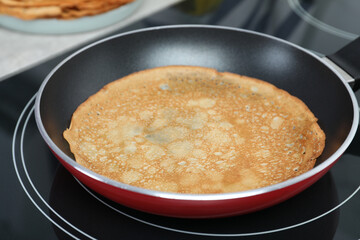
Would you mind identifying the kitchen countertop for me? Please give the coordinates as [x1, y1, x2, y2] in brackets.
[0, 0, 182, 82]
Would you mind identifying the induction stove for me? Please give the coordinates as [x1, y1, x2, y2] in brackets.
[1, 1, 360, 239]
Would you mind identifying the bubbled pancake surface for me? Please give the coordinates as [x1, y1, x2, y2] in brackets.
[63, 66, 325, 194]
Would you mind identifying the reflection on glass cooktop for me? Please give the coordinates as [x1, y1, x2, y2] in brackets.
[2, 0, 360, 239]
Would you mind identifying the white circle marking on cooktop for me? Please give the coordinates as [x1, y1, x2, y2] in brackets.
[77, 177, 360, 237]
[12, 95, 93, 240]
[21, 106, 96, 240]
[288, 0, 357, 40]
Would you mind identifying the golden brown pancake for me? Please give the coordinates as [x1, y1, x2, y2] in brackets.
[63, 66, 325, 194]
[0, 0, 134, 20]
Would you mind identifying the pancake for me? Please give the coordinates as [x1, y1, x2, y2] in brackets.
[63, 66, 325, 194]
[0, 0, 134, 20]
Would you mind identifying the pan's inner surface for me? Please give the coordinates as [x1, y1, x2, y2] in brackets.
[39, 27, 354, 169]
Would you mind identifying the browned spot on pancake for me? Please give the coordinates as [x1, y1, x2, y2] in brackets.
[63, 66, 325, 194]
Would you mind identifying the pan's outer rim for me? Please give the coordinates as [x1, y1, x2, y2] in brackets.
[34, 24, 359, 201]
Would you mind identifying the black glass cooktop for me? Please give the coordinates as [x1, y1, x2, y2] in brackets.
[1, 1, 360, 239]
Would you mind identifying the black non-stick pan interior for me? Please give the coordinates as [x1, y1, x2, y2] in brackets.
[39, 26, 354, 166]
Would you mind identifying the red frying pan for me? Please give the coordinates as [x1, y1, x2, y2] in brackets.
[35, 25, 359, 218]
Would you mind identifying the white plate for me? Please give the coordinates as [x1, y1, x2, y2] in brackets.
[0, 0, 142, 34]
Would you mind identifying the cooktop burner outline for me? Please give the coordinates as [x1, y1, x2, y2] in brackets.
[12, 95, 94, 240]
[288, 0, 358, 40]
[12, 94, 360, 239]
[76, 174, 359, 237]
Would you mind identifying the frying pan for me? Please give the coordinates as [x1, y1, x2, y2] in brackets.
[35, 25, 359, 218]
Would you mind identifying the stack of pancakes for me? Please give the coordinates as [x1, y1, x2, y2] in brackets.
[64, 66, 325, 194]
[0, 0, 134, 20]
